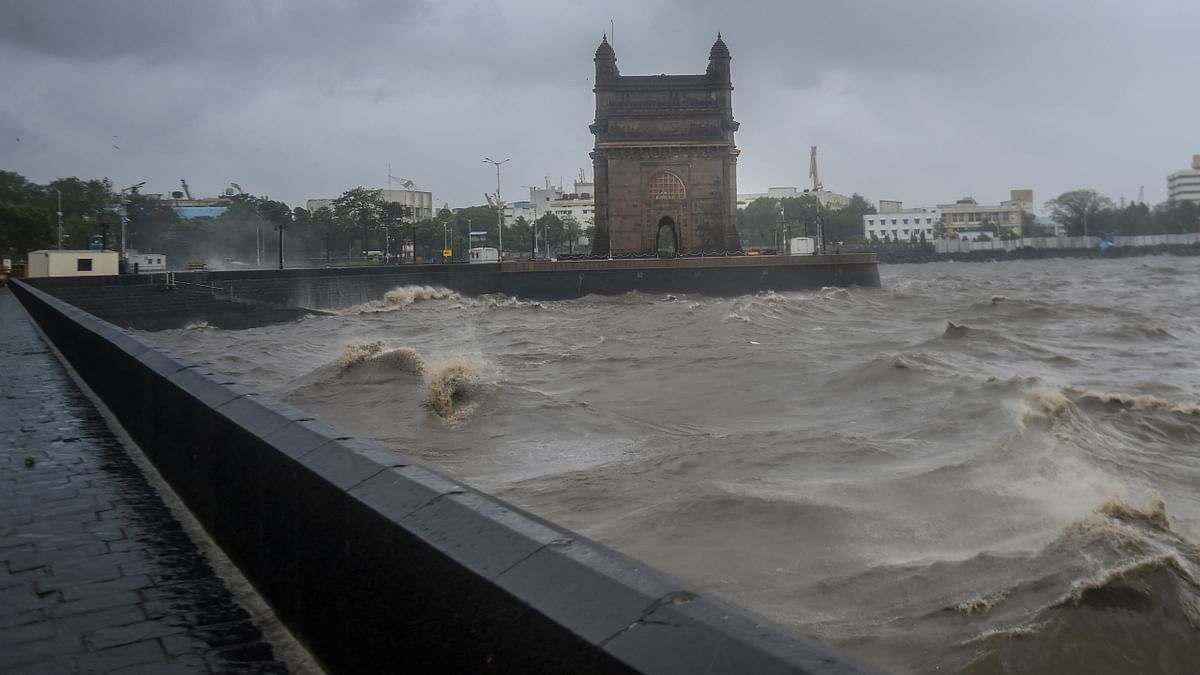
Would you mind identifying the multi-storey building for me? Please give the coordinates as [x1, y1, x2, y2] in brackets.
[937, 189, 1032, 237]
[1167, 155, 1200, 204]
[506, 181, 595, 227]
[862, 202, 940, 240]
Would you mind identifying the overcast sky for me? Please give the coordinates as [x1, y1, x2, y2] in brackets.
[2, 0, 1197, 212]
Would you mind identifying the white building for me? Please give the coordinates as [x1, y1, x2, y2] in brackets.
[737, 187, 852, 210]
[307, 189, 434, 220]
[506, 181, 595, 226]
[125, 252, 167, 273]
[863, 203, 940, 241]
[27, 250, 120, 278]
[503, 180, 595, 250]
[1167, 155, 1200, 204]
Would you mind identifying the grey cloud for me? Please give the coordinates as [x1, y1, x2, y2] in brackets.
[2, 0, 1197, 210]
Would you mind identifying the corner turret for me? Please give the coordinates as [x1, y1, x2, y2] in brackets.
[706, 32, 731, 82]
[595, 34, 619, 83]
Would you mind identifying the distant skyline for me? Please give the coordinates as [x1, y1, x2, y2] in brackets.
[2, 0, 1197, 212]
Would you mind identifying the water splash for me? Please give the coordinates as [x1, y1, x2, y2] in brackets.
[340, 285, 460, 314]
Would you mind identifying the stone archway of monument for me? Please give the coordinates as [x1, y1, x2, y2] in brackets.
[656, 217, 678, 255]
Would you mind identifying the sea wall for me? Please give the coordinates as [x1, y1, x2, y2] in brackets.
[26, 256, 878, 329]
[10, 278, 881, 675]
[500, 255, 879, 300]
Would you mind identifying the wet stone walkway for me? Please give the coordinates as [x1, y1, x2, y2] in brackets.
[1, 289, 290, 674]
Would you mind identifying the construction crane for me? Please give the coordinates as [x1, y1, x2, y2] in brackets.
[179, 179, 193, 200]
[809, 146, 823, 192]
[230, 182, 245, 195]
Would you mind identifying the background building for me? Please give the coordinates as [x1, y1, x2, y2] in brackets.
[863, 203, 940, 240]
[307, 189, 434, 220]
[1168, 155, 1200, 204]
[937, 189, 1033, 237]
[737, 187, 851, 210]
[506, 180, 595, 227]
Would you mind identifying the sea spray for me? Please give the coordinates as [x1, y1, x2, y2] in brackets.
[340, 285, 460, 314]
[336, 339, 385, 368]
[423, 355, 486, 419]
[370, 347, 426, 375]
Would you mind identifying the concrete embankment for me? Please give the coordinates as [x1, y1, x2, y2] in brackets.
[10, 278, 883, 675]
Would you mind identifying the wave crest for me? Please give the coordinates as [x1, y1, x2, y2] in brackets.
[341, 285, 460, 314]
[336, 339, 385, 368]
[424, 356, 485, 419]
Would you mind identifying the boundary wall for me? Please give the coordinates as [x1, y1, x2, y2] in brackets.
[10, 279, 882, 675]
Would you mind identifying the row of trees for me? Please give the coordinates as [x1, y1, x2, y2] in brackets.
[1043, 189, 1200, 237]
[736, 193, 878, 247]
[2, 169, 596, 266]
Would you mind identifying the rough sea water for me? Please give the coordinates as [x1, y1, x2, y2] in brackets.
[146, 258, 1200, 674]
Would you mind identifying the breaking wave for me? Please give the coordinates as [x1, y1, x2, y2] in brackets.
[423, 355, 485, 420]
[948, 495, 1200, 674]
[339, 285, 460, 314]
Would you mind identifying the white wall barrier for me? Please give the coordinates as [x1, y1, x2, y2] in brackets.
[931, 232, 1200, 254]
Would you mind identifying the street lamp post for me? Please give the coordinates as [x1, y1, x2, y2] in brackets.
[276, 213, 291, 270]
[483, 157, 510, 261]
[521, 184, 540, 260]
[56, 189, 63, 249]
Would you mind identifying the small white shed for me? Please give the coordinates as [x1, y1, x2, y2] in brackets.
[27, 250, 120, 278]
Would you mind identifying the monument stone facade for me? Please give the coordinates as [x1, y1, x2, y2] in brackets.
[590, 35, 742, 255]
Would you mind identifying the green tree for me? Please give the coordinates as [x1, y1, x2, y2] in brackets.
[453, 205, 500, 248]
[46, 177, 115, 249]
[510, 216, 533, 255]
[1045, 189, 1114, 236]
[332, 187, 386, 256]
[736, 198, 781, 246]
[1155, 200, 1200, 234]
[123, 192, 181, 253]
[0, 202, 53, 257]
[560, 214, 582, 254]
[307, 206, 339, 261]
[0, 170, 45, 205]
[822, 194, 876, 243]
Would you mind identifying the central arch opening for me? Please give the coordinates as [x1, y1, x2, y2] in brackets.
[656, 217, 678, 257]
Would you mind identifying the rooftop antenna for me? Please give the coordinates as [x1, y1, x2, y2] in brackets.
[610, 19, 614, 47]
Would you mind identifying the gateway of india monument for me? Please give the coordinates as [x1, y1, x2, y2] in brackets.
[589, 34, 742, 256]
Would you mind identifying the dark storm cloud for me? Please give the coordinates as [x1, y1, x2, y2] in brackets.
[2, 0, 1197, 211]
[0, 0, 432, 65]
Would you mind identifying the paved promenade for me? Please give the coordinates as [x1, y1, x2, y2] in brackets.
[1, 288, 290, 674]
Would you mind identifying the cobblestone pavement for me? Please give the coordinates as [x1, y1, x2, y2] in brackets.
[1, 288, 290, 674]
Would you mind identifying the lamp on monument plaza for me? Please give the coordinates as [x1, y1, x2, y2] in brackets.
[275, 212, 291, 270]
[483, 157, 510, 259]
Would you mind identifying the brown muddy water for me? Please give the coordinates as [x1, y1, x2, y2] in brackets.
[146, 257, 1200, 674]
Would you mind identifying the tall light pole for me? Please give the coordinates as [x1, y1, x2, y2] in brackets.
[56, 189, 63, 249]
[483, 157, 509, 261]
[521, 184, 539, 260]
[276, 212, 291, 270]
[117, 182, 144, 259]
